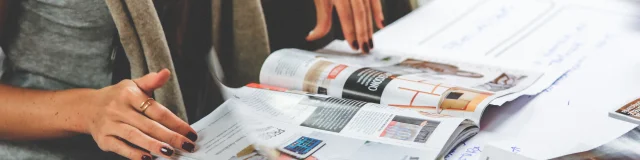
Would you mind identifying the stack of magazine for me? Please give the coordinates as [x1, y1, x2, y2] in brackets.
[170, 48, 542, 160]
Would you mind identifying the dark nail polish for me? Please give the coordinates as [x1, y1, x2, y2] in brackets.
[351, 41, 359, 50]
[142, 155, 152, 160]
[363, 43, 370, 53]
[186, 132, 198, 142]
[152, 155, 158, 160]
[182, 142, 195, 152]
[160, 147, 174, 156]
[369, 39, 374, 49]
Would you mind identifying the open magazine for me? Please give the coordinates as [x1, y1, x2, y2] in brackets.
[172, 87, 476, 160]
[259, 49, 541, 123]
[168, 48, 542, 160]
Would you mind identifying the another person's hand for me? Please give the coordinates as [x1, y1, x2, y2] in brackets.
[83, 69, 197, 159]
[306, 0, 385, 54]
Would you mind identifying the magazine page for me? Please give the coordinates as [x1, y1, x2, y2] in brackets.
[609, 97, 640, 125]
[318, 42, 543, 106]
[172, 87, 469, 160]
[259, 49, 541, 123]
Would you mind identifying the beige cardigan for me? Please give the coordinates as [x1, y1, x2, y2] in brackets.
[105, 0, 271, 122]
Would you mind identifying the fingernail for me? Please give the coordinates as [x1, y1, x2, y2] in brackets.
[182, 142, 195, 152]
[160, 146, 174, 156]
[369, 39, 374, 49]
[363, 43, 370, 53]
[381, 20, 386, 25]
[186, 132, 198, 142]
[351, 41, 359, 50]
[142, 155, 152, 160]
[152, 155, 158, 160]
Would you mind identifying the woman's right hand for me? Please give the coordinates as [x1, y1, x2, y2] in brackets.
[82, 69, 197, 160]
[307, 0, 385, 54]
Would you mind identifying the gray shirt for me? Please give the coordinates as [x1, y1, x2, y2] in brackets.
[1, 0, 123, 159]
[3, 0, 115, 90]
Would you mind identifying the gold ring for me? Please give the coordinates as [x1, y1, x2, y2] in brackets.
[139, 98, 154, 113]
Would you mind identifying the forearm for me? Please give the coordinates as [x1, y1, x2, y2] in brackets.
[0, 84, 97, 140]
[0, 70, 202, 159]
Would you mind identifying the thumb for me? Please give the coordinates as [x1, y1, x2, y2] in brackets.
[133, 69, 171, 95]
[306, 0, 333, 41]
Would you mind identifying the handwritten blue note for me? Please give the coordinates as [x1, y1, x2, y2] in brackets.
[456, 145, 483, 160]
[442, 6, 515, 50]
[511, 146, 521, 153]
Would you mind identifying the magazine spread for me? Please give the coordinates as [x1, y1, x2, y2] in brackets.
[164, 48, 544, 160]
[172, 87, 477, 160]
[259, 49, 542, 123]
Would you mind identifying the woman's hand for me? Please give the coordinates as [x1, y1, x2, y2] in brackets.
[306, 0, 385, 54]
[84, 69, 197, 160]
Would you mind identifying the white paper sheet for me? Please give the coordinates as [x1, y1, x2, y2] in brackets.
[371, 0, 640, 99]
[206, 47, 240, 100]
[326, 0, 640, 159]
[445, 41, 640, 159]
[479, 142, 534, 160]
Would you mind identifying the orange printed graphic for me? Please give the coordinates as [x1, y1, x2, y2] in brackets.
[388, 87, 443, 109]
[379, 121, 397, 137]
[246, 83, 288, 92]
[387, 77, 492, 113]
[418, 111, 455, 118]
[388, 77, 450, 109]
[392, 77, 440, 86]
[327, 64, 348, 79]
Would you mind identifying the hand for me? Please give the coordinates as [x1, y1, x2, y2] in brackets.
[306, 0, 385, 54]
[84, 69, 198, 160]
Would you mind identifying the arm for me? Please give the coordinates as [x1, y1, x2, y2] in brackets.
[0, 69, 199, 160]
[0, 84, 96, 140]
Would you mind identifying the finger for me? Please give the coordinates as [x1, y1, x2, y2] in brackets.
[350, 0, 369, 53]
[110, 123, 177, 158]
[334, 0, 358, 51]
[133, 69, 171, 96]
[144, 100, 197, 142]
[99, 136, 155, 160]
[363, 0, 374, 49]
[122, 92, 197, 152]
[371, 0, 385, 29]
[306, 0, 334, 41]
[124, 100, 198, 152]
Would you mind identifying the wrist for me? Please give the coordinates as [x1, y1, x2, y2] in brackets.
[58, 88, 101, 134]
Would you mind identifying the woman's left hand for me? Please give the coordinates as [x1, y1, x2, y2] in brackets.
[306, 0, 385, 54]
[83, 69, 198, 160]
